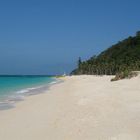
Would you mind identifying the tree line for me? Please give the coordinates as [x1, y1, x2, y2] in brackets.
[71, 31, 140, 75]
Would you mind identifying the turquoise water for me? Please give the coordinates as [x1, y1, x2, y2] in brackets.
[0, 76, 57, 109]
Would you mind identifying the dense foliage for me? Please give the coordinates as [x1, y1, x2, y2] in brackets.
[71, 31, 140, 75]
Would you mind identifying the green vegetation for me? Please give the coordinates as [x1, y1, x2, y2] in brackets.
[111, 71, 138, 81]
[71, 31, 140, 78]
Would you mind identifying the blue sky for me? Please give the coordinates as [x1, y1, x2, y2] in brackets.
[0, 0, 140, 75]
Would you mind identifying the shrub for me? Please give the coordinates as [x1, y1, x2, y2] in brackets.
[111, 71, 138, 81]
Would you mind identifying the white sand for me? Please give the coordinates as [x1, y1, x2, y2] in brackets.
[0, 75, 140, 140]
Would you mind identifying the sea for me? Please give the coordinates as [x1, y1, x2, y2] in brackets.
[0, 76, 58, 110]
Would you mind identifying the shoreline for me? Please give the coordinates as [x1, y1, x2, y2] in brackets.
[0, 75, 140, 140]
[0, 77, 63, 111]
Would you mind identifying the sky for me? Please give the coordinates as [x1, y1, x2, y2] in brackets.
[0, 0, 140, 75]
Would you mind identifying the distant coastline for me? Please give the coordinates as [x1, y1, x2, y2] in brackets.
[0, 75, 56, 77]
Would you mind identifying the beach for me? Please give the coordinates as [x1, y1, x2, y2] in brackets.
[0, 75, 140, 140]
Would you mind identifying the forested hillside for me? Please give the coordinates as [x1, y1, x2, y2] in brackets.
[71, 31, 140, 75]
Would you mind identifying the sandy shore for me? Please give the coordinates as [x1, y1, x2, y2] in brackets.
[0, 75, 140, 140]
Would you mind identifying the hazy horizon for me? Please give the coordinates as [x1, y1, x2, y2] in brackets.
[0, 0, 140, 75]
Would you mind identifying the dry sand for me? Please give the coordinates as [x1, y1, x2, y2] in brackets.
[0, 75, 140, 140]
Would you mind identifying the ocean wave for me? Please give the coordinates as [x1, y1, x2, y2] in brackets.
[0, 77, 62, 110]
[16, 89, 30, 94]
[16, 85, 45, 94]
[49, 81, 58, 84]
